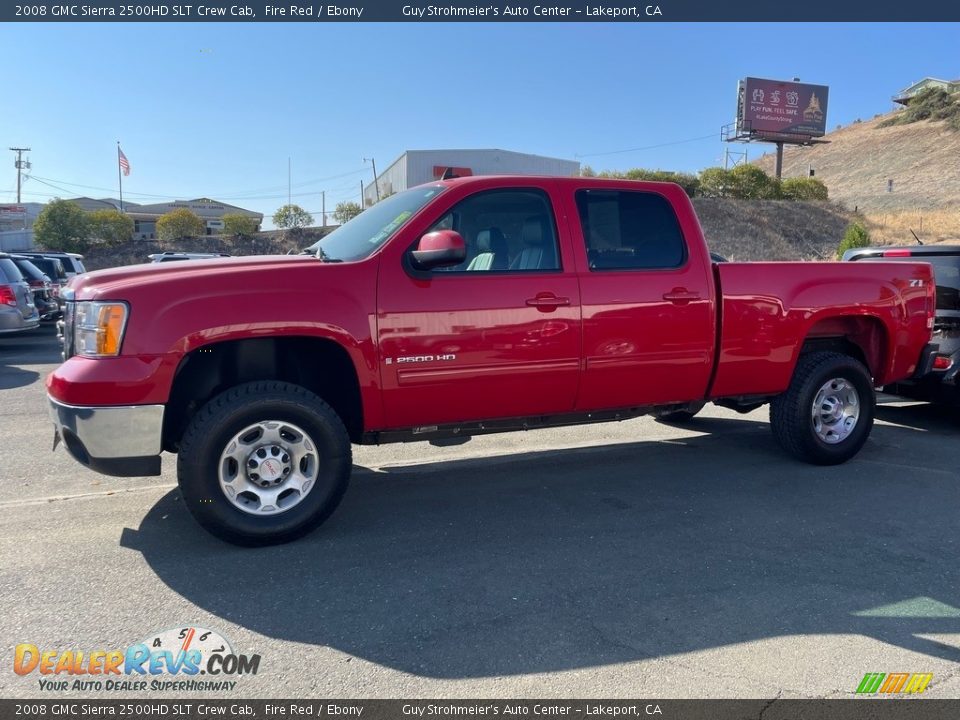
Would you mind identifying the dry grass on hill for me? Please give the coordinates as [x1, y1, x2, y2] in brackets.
[860, 207, 960, 246]
[692, 198, 853, 260]
[82, 228, 330, 271]
[754, 112, 960, 217]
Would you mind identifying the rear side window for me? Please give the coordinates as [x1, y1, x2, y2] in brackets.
[0, 258, 24, 283]
[927, 256, 960, 311]
[850, 253, 960, 312]
[13, 260, 46, 282]
[576, 190, 686, 270]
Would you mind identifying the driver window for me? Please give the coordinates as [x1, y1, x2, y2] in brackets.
[430, 189, 561, 273]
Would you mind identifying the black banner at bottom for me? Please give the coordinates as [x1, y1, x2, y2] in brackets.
[2, 699, 960, 720]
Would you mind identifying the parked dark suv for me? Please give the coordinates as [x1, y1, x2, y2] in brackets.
[844, 245, 960, 404]
[9, 255, 60, 321]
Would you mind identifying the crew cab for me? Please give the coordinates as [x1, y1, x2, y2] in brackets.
[47, 176, 937, 545]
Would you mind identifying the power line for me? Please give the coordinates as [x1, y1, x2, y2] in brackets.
[576, 133, 717, 159]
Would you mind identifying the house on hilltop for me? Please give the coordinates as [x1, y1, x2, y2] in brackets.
[893, 77, 960, 105]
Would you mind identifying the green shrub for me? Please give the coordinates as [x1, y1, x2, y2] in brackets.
[222, 213, 259, 237]
[781, 177, 829, 201]
[878, 87, 960, 129]
[698, 167, 733, 198]
[591, 168, 700, 197]
[157, 208, 206, 241]
[836, 222, 871, 259]
[728, 165, 781, 199]
[33, 199, 91, 253]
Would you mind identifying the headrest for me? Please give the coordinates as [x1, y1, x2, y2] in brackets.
[522, 217, 545, 246]
[477, 227, 506, 253]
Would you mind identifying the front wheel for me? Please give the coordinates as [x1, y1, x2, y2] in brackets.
[177, 381, 352, 546]
[770, 351, 875, 465]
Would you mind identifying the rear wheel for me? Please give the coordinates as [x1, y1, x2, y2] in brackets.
[177, 381, 352, 546]
[770, 351, 875, 465]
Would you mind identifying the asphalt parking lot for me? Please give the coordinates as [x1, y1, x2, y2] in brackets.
[1, 324, 959, 699]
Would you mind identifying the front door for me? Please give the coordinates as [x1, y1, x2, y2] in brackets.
[378, 185, 582, 429]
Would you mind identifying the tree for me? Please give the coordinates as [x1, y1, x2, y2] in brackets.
[781, 177, 829, 201]
[836, 222, 871, 259]
[88, 208, 134, 246]
[157, 208, 206, 241]
[698, 167, 733, 198]
[727, 165, 781, 199]
[33, 199, 91, 253]
[332, 202, 362, 225]
[273, 204, 314, 230]
[222, 213, 259, 237]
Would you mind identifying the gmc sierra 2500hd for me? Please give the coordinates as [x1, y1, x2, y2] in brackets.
[49, 176, 938, 545]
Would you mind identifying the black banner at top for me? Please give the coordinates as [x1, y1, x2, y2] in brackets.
[2, 0, 960, 22]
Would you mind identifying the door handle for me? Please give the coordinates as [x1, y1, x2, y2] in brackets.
[526, 294, 571, 312]
[662, 288, 700, 304]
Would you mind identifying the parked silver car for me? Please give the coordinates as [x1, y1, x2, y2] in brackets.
[0, 253, 40, 334]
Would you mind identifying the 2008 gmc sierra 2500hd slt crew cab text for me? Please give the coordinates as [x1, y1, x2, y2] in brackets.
[47, 177, 938, 545]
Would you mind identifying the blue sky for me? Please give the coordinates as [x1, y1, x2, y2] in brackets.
[0, 22, 957, 227]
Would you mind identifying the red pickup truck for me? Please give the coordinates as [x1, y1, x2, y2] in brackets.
[48, 177, 937, 545]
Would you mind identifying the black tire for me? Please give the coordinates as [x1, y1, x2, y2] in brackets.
[652, 402, 705, 424]
[177, 381, 352, 546]
[770, 351, 875, 465]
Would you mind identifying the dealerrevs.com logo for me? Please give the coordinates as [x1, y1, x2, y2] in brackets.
[13, 626, 261, 692]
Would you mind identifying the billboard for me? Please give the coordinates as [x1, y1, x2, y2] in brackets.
[737, 77, 829, 140]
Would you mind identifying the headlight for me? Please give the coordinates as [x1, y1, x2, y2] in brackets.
[74, 301, 128, 357]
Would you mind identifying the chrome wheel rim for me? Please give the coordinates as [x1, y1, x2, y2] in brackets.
[218, 420, 319, 515]
[811, 377, 860, 445]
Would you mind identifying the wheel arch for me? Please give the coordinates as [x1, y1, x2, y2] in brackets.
[162, 335, 365, 451]
[799, 314, 889, 380]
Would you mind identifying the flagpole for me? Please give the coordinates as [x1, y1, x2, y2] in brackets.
[117, 141, 124, 212]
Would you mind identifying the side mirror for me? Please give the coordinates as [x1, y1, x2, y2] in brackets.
[411, 230, 466, 270]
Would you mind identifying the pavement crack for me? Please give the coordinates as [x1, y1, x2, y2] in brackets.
[757, 691, 782, 719]
[0, 483, 175, 508]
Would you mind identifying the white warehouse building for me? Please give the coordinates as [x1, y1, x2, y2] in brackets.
[363, 149, 580, 207]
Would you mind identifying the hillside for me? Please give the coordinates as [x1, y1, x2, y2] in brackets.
[753, 110, 960, 244]
[81, 200, 851, 271]
[692, 199, 852, 260]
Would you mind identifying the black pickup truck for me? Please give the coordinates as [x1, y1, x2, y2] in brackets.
[845, 244, 960, 404]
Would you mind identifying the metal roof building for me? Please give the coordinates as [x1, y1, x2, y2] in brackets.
[364, 149, 580, 207]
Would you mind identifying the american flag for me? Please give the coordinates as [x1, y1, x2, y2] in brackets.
[118, 147, 130, 176]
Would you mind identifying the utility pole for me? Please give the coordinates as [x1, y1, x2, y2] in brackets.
[360, 180, 364, 207]
[363, 157, 380, 202]
[10, 147, 31, 203]
[288, 157, 291, 207]
[322, 191, 326, 227]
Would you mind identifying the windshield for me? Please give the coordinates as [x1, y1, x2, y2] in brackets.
[306, 185, 445, 262]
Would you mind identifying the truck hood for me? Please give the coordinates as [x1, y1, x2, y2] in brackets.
[70, 255, 323, 300]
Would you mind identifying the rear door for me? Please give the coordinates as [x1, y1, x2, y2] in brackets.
[377, 182, 582, 428]
[561, 184, 716, 410]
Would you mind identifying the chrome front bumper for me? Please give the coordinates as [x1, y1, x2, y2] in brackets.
[48, 396, 164, 477]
